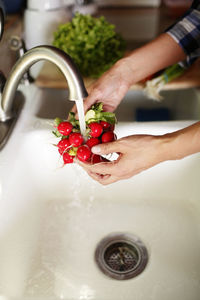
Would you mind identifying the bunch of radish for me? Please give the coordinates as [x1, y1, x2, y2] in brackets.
[53, 103, 117, 164]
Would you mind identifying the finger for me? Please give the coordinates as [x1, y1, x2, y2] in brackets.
[86, 84, 94, 94]
[70, 103, 77, 114]
[82, 92, 100, 112]
[86, 169, 118, 185]
[93, 174, 119, 185]
[70, 98, 93, 117]
[91, 140, 121, 156]
[70, 95, 100, 119]
[101, 104, 116, 112]
[76, 159, 117, 175]
[96, 169, 139, 185]
[87, 170, 110, 182]
[74, 158, 90, 168]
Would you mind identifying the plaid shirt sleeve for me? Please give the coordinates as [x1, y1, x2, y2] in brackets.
[166, 0, 200, 65]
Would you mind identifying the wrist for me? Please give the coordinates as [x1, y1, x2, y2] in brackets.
[114, 57, 136, 88]
[156, 133, 181, 163]
[116, 53, 154, 86]
[157, 128, 194, 162]
[161, 122, 200, 160]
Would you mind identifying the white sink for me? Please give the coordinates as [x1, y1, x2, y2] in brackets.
[0, 114, 200, 300]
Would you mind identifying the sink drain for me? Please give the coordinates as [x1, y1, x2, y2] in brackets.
[95, 233, 148, 280]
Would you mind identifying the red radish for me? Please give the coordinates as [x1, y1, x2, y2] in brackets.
[89, 122, 103, 138]
[77, 145, 91, 162]
[62, 152, 74, 164]
[100, 121, 111, 131]
[91, 154, 111, 164]
[86, 137, 100, 148]
[110, 124, 115, 131]
[53, 102, 117, 166]
[57, 121, 73, 136]
[69, 132, 84, 147]
[57, 138, 71, 155]
[91, 154, 103, 164]
[101, 131, 115, 143]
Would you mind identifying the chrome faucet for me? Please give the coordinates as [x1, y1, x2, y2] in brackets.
[0, 45, 88, 122]
[0, 4, 88, 149]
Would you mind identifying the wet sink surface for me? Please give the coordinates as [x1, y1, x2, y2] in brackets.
[0, 121, 200, 300]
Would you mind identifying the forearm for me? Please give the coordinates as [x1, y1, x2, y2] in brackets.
[121, 0, 200, 86]
[160, 121, 200, 161]
[117, 33, 186, 87]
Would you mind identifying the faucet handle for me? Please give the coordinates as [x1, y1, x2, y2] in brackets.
[9, 35, 26, 54]
[9, 35, 34, 85]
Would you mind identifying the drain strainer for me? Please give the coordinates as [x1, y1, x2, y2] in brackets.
[95, 233, 148, 280]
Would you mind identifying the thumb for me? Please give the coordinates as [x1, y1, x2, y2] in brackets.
[83, 88, 101, 111]
[92, 140, 119, 155]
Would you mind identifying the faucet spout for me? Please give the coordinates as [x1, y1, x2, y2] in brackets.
[0, 46, 88, 122]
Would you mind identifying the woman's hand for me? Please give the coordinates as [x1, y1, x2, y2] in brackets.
[71, 33, 187, 116]
[76, 121, 200, 185]
[76, 134, 171, 185]
[71, 58, 134, 115]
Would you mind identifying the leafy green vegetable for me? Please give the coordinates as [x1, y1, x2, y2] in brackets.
[68, 147, 78, 156]
[85, 102, 116, 124]
[145, 64, 185, 101]
[52, 129, 62, 137]
[53, 13, 126, 78]
[53, 117, 63, 127]
[68, 103, 116, 126]
[68, 111, 80, 128]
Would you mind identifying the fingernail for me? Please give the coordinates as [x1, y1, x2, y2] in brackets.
[92, 145, 101, 154]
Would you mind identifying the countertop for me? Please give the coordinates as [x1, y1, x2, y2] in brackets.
[1, 6, 200, 91]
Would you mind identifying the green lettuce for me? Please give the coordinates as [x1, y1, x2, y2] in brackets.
[53, 13, 126, 78]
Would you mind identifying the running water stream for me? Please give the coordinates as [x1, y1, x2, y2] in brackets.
[75, 100, 86, 139]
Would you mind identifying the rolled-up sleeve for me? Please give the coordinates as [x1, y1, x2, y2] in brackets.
[166, 1, 200, 65]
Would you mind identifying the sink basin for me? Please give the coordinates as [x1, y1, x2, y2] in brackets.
[0, 113, 200, 299]
[35, 87, 200, 122]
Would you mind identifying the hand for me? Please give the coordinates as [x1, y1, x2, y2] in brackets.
[76, 122, 200, 185]
[76, 134, 170, 185]
[71, 58, 134, 115]
[71, 32, 187, 116]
